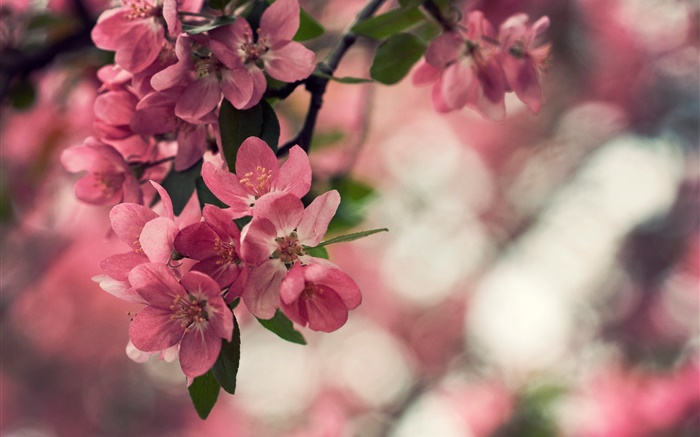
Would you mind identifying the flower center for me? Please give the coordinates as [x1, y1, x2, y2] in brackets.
[273, 231, 304, 266]
[170, 294, 208, 332]
[301, 283, 319, 300]
[239, 166, 272, 197]
[214, 238, 240, 265]
[194, 56, 220, 78]
[240, 30, 269, 68]
[125, 0, 159, 20]
[93, 172, 124, 199]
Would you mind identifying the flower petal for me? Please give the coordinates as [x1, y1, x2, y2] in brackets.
[129, 306, 184, 352]
[296, 190, 340, 247]
[273, 145, 311, 198]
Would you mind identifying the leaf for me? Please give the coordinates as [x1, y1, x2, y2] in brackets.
[304, 245, 329, 260]
[398, 0, 423, 6]
[259, 99, 280, 150]
[295, 8, 325, 41]
[316, 228, 388, 247]
[207, 0, 230, 13]
[351, 6, 425, 40]
[370, 33, 426, 85]
[9, 79, 36, 110]
[314, 72, 373, 84]
[195, 176, 227, 209]
[159, 159, 203, 216]
[219, 99, 279, 170]
[327, 177, 376, 234]
[257, 310, 306, 345]
[188, 370, 220, 420]
[212, 315, 241, 394]
[219, 99, 262, 170]
[182, 16, 236, 35]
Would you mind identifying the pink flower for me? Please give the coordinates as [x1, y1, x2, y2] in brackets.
[413, 11, 508, 120]
[174, 205, 248, 299]
[60, 138, 142, 205]
[95, 181, 179, 303]
[202, 136, 311, 217]
[239, 190, 340, 318]
[128, 263, 233, 379]
[280, 261, 361, 332]
[150, 33, 255, 119]
[208, 0, 315, 109]
[498, 14, 551, 113]
[130, 87, 215, 171]
[91, 0, 201, 73]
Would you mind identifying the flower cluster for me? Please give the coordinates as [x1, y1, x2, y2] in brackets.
[413, 11, 551, 120]
[93, 138, 361, 381]
[61, 0, 315, 205]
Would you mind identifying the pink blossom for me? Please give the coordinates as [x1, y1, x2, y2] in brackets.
[60, 138, 142, 205]
[130, 87, 215, 171]
[94, 181, 179, 303]
[150, 33, 255, 119]
[208, 0, 315, 109]
[239, 190, 340, 318]
[413, 11, 508, 120]
[498, 14, 551, 113]
[202, 136, 311, 217]
[128, 263, 233, 379]
[91, 0, 201, 73]
[92, 87, 139, 141]
[280, 261, 361, 332]
[174, 205, 248, 299]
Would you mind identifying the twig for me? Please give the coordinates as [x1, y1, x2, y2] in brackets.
[276, 0, 388, 156]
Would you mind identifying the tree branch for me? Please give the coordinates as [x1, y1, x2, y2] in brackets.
[276, 0, 388, 156]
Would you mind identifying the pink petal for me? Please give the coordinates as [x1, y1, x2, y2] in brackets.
[175, 123, 209, 171]
[296, 285, 348, 332]
[93, 273, 145, 304]
[180, 270, 224, 301]
[99, 251, 149, 282]
[129, 262, 185, 307]
[502, 56, 542, 113]
[296, 190, 340, 247]
[114, 21, 164, 73]
[273, 145, 311, 198]
[238, 67, 267, 110]
[412, 61, 441, 86]
[279, 262, 305, 305]
[305, 262, 361, 309]
[209, 19, 249, 69]
[74, 172, 125, 205]
[129, 306, 184, 352]
[235, 137, 278, 183]
[243, 261, 287, 319]
[191, 257, 243, 289]
[201, 161, 253, 216]
[221, 68, 254, 109]
[150, 181, 174, 219]
[240, 216, 278, 265]
[139, 217, 179, 263]
[91, 9, 132, 51]
[60, 144, 122, 173]
[441, 61, 476, 111]
[425, 32, 463, 67]
[174, 222, 219, 260]
[202, 205, 240, 241]
[260, 0, 299, 44]
[94, 89, 138, 126]
[175, 75, 222, 120]
[162, 0, 180, 37]
[473, 59, 507, 121]
[252, 193, 304, 236]
[110, 203, 159, 249]
[264, 42, 315, 83]
[179, 327, 221, 379]
[122, 174, 144, 204]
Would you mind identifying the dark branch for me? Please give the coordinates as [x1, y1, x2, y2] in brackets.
[277, 0, 387, 156]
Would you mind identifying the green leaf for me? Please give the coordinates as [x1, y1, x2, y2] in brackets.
[317, 228, 388, 247]
[351, 6, 425, 40]
[398, 0, 423, 6]
[370, 33, 426, 85]
[188, 370, 220, 420]
[327, 177, 375, 234]
[9, 79, 36, 110]
[195, 177, 227, 209]
[219, 99, 279, 170]
[413, 20, 442, 42]
[207, 0, 230, 13]
[212, 315, 241, 394]
[304, 245, 329, 260]
[259, 99, 281, 150]
[314, 72, 373, 84]
[295, 8, 325, 41]
[219, 99, 263, 170]
[182, 16, 236, 35]
[159, 159, 203, 216]
[257, 310, 306, 345]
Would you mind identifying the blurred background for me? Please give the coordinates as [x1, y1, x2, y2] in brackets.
[1, 0, 698, 435]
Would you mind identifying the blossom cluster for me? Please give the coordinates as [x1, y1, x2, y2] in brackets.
[413, 11, 551, 120]
[93, 137, 361, 380]
[61, 0, 315, 206]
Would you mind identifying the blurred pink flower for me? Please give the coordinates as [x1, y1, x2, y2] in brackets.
[202, 137, 311, 217]
[280, 261, 361, 332]
[128, 263, 233, 379]
[498, 14, 551, 113]
[60, 138, 142, 206]
[413, 11, 508, 120]
[240, 190, 340, 318]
